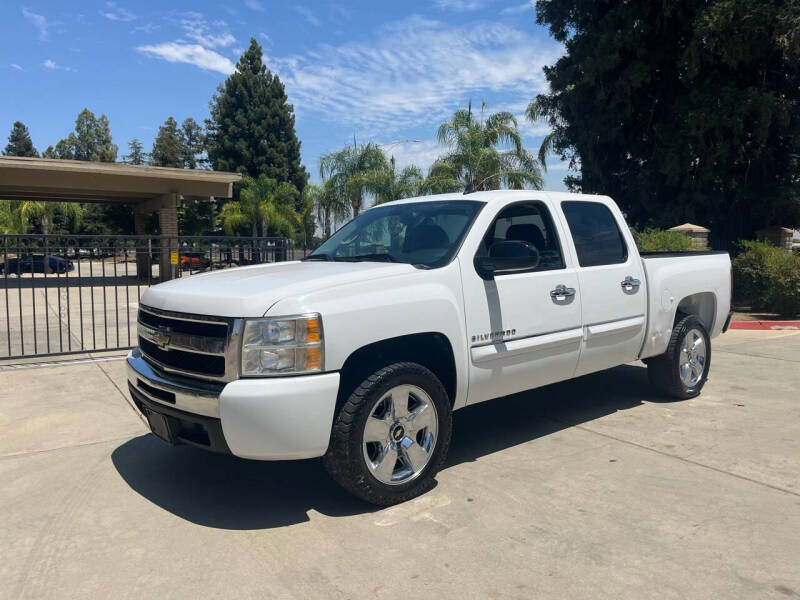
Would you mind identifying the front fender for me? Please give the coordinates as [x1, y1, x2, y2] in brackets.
[266, 261, 470, 408]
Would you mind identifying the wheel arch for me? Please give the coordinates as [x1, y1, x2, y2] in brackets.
[675, 291, 716, 331]
[335, 332, 458, 410]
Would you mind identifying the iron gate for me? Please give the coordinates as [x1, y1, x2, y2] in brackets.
[0, 234, 300, 359]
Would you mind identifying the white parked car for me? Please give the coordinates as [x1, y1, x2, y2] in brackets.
[128, 191, 732, 505]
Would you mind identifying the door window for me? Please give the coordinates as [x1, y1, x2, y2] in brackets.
[561, 201, 628, 267]
[477, 202, 565, 274]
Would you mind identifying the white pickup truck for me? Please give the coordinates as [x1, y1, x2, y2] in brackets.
[128, 191, 732, 504]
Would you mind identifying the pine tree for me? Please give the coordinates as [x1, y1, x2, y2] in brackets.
[181, 118, 205, 169]
[150, 117, 184, 168]
[123, 139, 148, 165]
[47, 109, 118, 162]
[3, 121, 38, 157]
[207, 38, 308, 190]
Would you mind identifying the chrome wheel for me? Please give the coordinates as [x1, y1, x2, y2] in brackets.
[362, 384, 439, 486]
[679, 328, 706, 387]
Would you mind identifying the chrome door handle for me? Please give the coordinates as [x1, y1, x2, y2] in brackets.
[621, 276, 641, 292]
[550, 284, 576, 299]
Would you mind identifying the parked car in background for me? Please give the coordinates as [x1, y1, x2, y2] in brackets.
[1, 254, 74, 275]
[128, 191, 732, 505]
[180, 252, 211, 271]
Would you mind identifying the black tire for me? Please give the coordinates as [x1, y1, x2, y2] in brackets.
[324, 362, 452, 506]
[647, 314, 711, 399]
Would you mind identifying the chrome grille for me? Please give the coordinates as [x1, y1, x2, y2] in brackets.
[137, 305, 242, 382]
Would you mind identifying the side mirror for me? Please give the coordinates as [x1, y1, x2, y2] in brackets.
[474, 255, 496, 280]
[475, 241, 540, 280]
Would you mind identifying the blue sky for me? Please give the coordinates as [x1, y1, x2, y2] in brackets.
[1, 0, 569, 189]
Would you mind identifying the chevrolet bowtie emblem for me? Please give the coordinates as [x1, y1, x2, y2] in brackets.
[152, 327, 171, 350]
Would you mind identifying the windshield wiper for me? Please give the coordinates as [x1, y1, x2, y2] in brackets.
[302, 253, 333, 261]
[336, 253, 399, 263]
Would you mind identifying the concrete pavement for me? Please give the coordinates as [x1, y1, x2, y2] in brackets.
[1, 330, 799, 599]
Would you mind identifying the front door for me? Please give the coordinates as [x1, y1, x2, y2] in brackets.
[462, 200, 583, 405]
[558, 199, 647, 377]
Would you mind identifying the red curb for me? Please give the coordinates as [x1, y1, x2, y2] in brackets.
[730, 320, 800, 330]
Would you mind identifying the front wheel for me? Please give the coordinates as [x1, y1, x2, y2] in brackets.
[324, 362, 452, 505]
[647, 314, 711, 399]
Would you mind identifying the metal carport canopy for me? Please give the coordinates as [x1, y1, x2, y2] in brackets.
[0, 156, 240, 204]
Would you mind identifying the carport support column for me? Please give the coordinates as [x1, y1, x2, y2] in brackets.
[133, 207, 150, 282]
[157, 194, 179, 282]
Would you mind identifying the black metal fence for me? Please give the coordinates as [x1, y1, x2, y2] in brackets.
[0, 234, 303, 359]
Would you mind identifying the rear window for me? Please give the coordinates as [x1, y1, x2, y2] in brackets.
[561, 201, 628, 267]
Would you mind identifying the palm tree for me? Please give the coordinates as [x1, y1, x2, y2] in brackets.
[372, 157, 426, 205]
[15, 201, 82, 234]
[433, 102, 543, 192]
[219, 175, 299, 238]
[319, 141, 388, 218]
[306, 180, 349, 240]
[0, 200, 26, 234]
[525, 100, 569, 172]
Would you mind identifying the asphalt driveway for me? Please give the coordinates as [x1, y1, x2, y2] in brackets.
[1, 329, 799, 599]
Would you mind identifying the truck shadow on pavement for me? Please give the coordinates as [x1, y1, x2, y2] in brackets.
[112, 362, 664, 530]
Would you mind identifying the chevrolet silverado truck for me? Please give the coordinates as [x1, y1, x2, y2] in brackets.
[128, 191, 732, 505]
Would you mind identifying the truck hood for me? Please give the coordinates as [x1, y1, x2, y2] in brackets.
[140, 260, 417, 317]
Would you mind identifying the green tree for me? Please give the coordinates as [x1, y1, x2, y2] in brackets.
[219, 175, 299, 238]
[307, 180, 349, 240]
[45, 109, 118, 161]
[181, 117, 206, 169]
[372, 157, 426, 205]
[150, 117, 184, 168]
[16, 201, 82, 234]
[123, 138, 148, 165]
[320, 141, 388, 217]
[3, 121, 38, 157]
[0, 201, 26, 233]
[207, 38, 308, 190]
[529, 0, 800, 246]
[433, 103, 543, 192]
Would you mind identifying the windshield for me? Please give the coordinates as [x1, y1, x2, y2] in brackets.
[306, 200, 484, 268]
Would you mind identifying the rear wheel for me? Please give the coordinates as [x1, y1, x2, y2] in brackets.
[324, 362, 452, 505]
[647, 314, 710, 399]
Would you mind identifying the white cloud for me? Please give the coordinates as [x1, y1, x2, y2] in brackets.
[295, 6, 321, 27]
[101, 1, 136, 22]
[134, 23, 159, 34]
[275, 17, 561, 133]
[245, 0, 264, 11]
[434, 0, 486, 11]
[42, 59, 74, 72]
[181, 17, 236, 48]
[136, 42, 235, 74]
[10, 63, 24, 71]
[501, 1, 535, 15]
[22, 7, 50, 40]
[545, 159, 571, 172]
[381, 139, 444, 173]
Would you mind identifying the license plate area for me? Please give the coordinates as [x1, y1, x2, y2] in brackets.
[145, 409, 176, 444]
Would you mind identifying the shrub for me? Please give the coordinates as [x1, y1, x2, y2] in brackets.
[634, 228, 696, 252]
[732, 240, 800, 316]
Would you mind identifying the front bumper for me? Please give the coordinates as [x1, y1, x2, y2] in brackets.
[127, 349, 340, 460]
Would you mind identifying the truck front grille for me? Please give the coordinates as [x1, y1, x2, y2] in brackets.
[137, 305, 239, 382]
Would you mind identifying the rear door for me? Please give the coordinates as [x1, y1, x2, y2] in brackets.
[558, 198, 646, 377]
[462, 199, 583, 405]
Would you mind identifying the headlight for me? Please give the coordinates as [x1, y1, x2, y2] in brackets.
[241, 314, 323, 376]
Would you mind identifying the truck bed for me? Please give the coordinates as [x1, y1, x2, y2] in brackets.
[638, 251, 732, 360]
